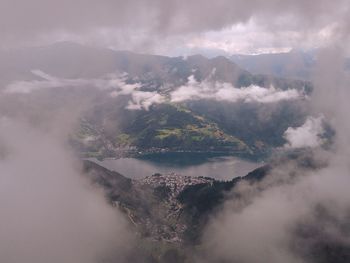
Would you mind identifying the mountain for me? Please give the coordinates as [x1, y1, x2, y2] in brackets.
[83, 151, 317, 245]
[82, 151, 350, 263]
[0, 42, 313, 89]
[74, 98, 310, 160]
[231, 49, 316, 80]
[82, 159, 271, 262]
[0, 42, 313, 160]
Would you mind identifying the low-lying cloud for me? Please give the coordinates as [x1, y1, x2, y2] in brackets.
[5, 71, 303, 112]
[4, 70, 127, 94]
[170, 75, 303, 103]
[109, 84, 165, 110]
[4, 70, 165, 110]
[284, 116, 325, 148]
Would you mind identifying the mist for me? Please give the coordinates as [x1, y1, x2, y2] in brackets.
[0, 119, 134, 263]
[0, 77, 135, 263]
[201, 157, 350, 263]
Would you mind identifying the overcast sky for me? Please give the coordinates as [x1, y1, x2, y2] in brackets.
[0, 0, 349, 55]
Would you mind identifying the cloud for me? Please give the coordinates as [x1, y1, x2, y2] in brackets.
[201, 157, 350, 263]
[191, 3, 350, 259]
[184, 19, 323, 55]
[284, 116, 325, 148]
[125, 91, 165, 110]
[4, 70, 165, 110]
[0, 119, 133, 263]
[6, 70, 303, 111]
[1, 1, 350, 262]
[8, 69, 304, 110]
[170, 75, 303, 103]
[4, 70, 126, 94]
[109, 80, 166, 110]
[199, 45, 350, 263]
[0, 0, 349, 54]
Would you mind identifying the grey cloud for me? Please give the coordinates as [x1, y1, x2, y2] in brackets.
[0, 119, 133, 263]
[195, 4, 350, 261]
[202, 156, 350, 263]
[0, 60, 138, 262]
[199, 47, 350, 263]
[0, 0, 348, 49]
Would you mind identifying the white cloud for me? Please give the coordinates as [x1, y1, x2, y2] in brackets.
[4, 70, 126, 94]
[111, 85, 166, 110]
[109, 80, 166, 110]
[126, 91, 165, 111]
[284, 116, 324, 148]
[170, 75, 303, 103]
[4, 70, 165, 111]
[183, 18, 342, 55]
[4, 71, 305, 111]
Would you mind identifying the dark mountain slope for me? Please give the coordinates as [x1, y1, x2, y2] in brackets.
[82, 151, 350, 263]
[82, 159, 271, 244]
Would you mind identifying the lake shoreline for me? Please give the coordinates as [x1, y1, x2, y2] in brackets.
[83, 147, 268, 163]
[87, 152, 264, 181]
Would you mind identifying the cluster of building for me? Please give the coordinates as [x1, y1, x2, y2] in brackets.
[141, 172, 214, 197]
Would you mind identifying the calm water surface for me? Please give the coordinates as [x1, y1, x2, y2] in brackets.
[91, 152, 262, 181]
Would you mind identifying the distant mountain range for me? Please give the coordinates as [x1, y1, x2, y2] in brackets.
[0, 42, 312, 88]
[231, 49, 350, 80]
[0, 42, 314, 160]
[231, 49, 316, 80]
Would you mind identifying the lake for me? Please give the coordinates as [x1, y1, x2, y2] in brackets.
[90, 152, 262, 181]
